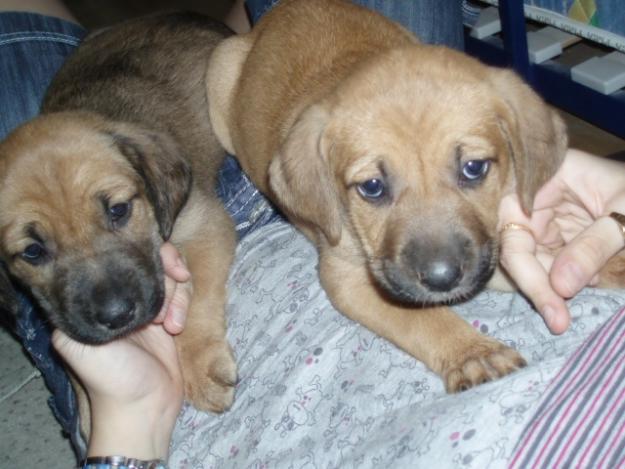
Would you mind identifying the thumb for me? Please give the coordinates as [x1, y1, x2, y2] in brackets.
[551, 215, 625, 298]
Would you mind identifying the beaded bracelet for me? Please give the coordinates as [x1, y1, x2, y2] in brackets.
[80, 455, 168, 469]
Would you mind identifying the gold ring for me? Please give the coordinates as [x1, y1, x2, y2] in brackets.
[500, 222, 533, 235]
[609, 212, 625, 243]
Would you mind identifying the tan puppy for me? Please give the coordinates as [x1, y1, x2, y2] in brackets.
[207, 0, 568, 392]
[0, 13, 236, 413]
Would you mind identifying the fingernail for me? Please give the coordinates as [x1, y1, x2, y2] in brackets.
[542, 305, 569, 335]
[590, 274, 600, 286]
[171, 307, 185, 329]
[542, 305, 555, 324]
[174, 259, 190, 278]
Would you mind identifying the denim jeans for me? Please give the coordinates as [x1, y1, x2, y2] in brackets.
[0, 1, 463, 458]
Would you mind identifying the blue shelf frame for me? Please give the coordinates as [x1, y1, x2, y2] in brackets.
[464, 0, 625, 140]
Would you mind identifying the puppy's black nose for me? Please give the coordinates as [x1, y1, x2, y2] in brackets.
[421, 260, 462, 292]
[96, 297, 136, 329]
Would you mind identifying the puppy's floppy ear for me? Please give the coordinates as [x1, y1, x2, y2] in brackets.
[108, 125, 193, 240]
[269, 105, 342, 245]
[492, 69, 568, 214]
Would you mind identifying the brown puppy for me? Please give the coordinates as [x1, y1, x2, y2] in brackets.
[0, 13, 236, 413]
[207, 0, 568, 392]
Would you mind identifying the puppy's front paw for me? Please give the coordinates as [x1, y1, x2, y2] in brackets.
[181, 340, 237, 413]
[442, 338, 526, 393]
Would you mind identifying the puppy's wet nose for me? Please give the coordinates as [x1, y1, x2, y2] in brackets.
[421, 260, 462, 292]
[96, 298, 136, 329]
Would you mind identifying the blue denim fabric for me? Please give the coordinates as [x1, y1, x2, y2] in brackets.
[245, 0, 464, 49]
[245, 0, 281, 23]
[0, 13, 84, 137]
[352, 0, 464, 49]
[216, 156, 283, 239]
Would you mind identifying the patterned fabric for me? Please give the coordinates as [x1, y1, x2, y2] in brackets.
[169, 222, 625, 468]
[510, 305, 625, 468]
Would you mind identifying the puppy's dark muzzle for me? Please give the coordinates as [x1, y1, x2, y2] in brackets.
[402, 235, 470, 293]
[53, 247, 165, 344]
[375, 234, 494, 304]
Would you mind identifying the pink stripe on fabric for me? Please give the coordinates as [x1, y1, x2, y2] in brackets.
[509, 307, 625, 469]
[530, 326, 625, 469]
[555, 349, 625, 466]
[598, 415, 625, 468]
[579, 381, 625, 467]
[510, 313, 618, 468]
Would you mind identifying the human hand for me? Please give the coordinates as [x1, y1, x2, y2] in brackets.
[498, 148, 625, 334]
[52, 242, 192, 460]
[155, 242, 193, 334]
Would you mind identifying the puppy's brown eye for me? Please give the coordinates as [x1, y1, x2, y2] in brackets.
[109, 201, 132, 227]
[21, 243, 47, 265]
[461, 160, 490, 183]
[357, 178, 386, 201]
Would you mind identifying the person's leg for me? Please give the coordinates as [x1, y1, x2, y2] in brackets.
[0, 8, 85, 137]
[216, 157, 283, 239]
[352, 0, 464, 49]
[0, 4, 87, 457]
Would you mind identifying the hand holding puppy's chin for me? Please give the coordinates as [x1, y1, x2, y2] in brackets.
[52, 325, 183, 460]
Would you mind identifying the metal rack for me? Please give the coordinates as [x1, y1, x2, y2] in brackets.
[464, 0, 625, 139]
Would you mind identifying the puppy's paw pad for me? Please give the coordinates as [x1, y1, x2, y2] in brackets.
[444, 341, 526, 393]
[182, 341, 238, 413]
